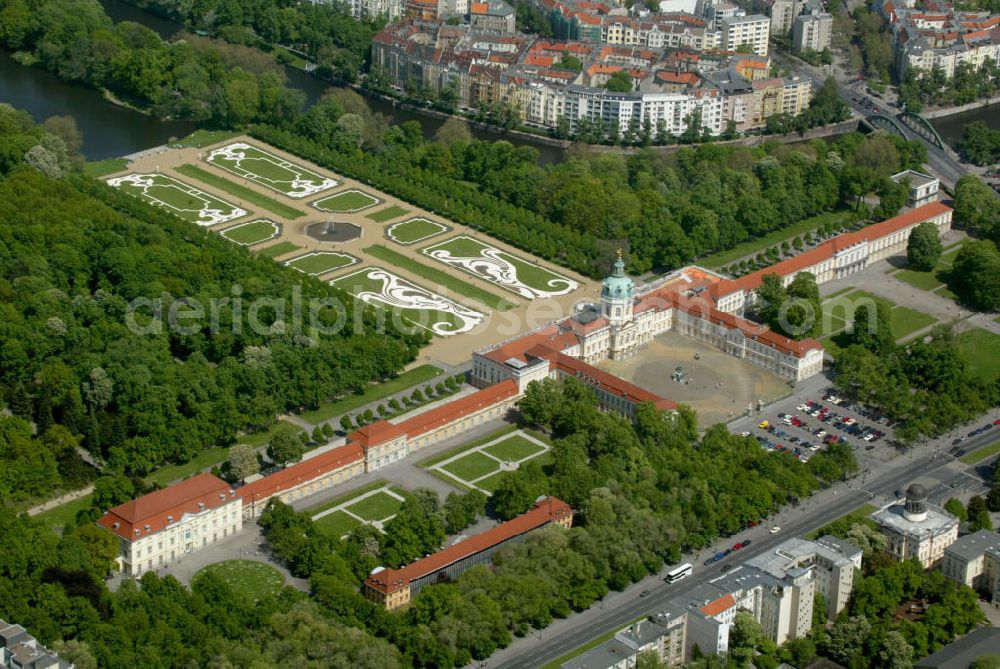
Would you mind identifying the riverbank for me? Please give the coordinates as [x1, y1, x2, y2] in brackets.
[921, 96, 1000, 120]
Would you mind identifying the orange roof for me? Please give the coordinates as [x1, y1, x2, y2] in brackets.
[524, 54, 556, 67]
[350, 421, 407, 448]
[657, 71, 699, 85]
[712, 201, 951, 301]
[396, 380, 518, 438]
[365, 497, 572, 594]
[471, 1, 488, 11]
[551, 352, 678, 411]
[700, 593, 736, 617]
[98, 473, 237, 540]
[238, 443, 364, 504]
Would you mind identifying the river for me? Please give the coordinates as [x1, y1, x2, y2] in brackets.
[931, 105, 1000, 149]
[0, 0, 565, 163]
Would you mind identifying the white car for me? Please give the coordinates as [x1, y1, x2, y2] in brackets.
[797, 404, 809, 411]
[769, 527, 781, 534]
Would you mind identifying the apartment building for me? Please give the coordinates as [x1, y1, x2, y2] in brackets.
[792, 11, 832, 53]
[346, 0, 404, 19]
[941, 529, 1000, 601]
[891, 170, 940, 208]
[562, 610, 688, 669]
[721, 15, 771, 56]
[469, 0, 516, 34]
[871, 484, 960, 568]
[97, 473, 243, 578]
[0, 621, 72, 669]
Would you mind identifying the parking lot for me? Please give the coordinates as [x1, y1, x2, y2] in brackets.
[730, 384, 900, 471]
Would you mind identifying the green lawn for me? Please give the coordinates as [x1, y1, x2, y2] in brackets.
[421, 235, 579, 299]
[475, 471, 509, 493]
[300, 364, 443, 424]
[484, 435, 544, 462]
[107, 173, 247, 227]
[441, 452, 500, 482]
[34, 494, 92, 530]
[823, 290, 937, 341]
[699, 210, 859, 269]
[171, 129, 240, 149]
[194, 560, 284, 601]
[84, 158, 128, 178]
[314, 510, 361, 536]
[332, 267, 485, 337]
[305, 480, 389, 515]
[417, 425, 520, 468]
[175, 164, 306, 219]
[960, 440, 1000, 465]
[313, 189, 381, 213]
[364, 244, 513, 311]
[346, 491, 403, 521]
[890, 308, 937, 340]
[206, 142, 337, 198]
[893, 268, 946, 292]
[285, 251, 356, 276]
[258, 241, 300, 259]
[237, 421, 304, 448]
[221, 219, 281, 246]
[365, 205, 410, 222]
[958, 328, 1000, 382]
[823, 286, 856, 300]
[147, 447, 231, 486]
[386, 218, 449, 245]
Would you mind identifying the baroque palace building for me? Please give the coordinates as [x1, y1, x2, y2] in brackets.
[102, 200, 951, 578]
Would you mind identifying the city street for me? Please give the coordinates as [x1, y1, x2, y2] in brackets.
[486, 412, 1000, 669]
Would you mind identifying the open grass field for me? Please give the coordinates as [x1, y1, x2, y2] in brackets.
[300, 364, 443, 424]
[890, 308, 937, 340]
[958, 328, 1000, 382]
[107, 173, 248, 226]
[258, 241, 300, 259]
[332, 267, 485, 337]
[441, 452, 500, 482]
[385, 218, 450, 245]
[422, 235, 579, 299]
[206, 142, 337, 198]
[314, 510, 360, 536]
[821, 290, 937, 341]
[285, 251, 357, 276]
[418, 425, 519, 468]
[484, 434, 545, 461]
[221, 219, 281, 246]
[175, 164, 306, 219]
[85, 158, 128, 178]
[699, 211, 859, 269]
[305, 480, 389, 515]
[363, 244, 513, 311]
[960, 440, 1000, 464]
[194, 560, 284, 601]
[890, 241, 965, 298]
[171, 129, 240, 149]
[312, 189, 381, 213]
[346, 491, 403, 521]
[365, 205, 410, 223]
[893, 268, 946, 292]
[147, 447, 231, 487]
[34, 494, 92, 530]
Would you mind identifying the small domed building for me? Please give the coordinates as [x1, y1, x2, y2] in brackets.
[871, 483, 959, 568]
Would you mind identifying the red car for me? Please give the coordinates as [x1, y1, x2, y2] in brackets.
[994, 419, 1000, 426]
[732, 543, 742, 551]
[791, 417, 803, 426]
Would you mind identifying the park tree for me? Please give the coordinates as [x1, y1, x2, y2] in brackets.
[784, 272, 822, 338]
[340, 415, 353, 432]
[822, 614, 872, 666]
[954, 175, 1000, 242]
[322, 423, 334, 438]
[267, 431, 305, 468]
[85, 474, 135, 520]
[72, 524, 120, 576]
[228, 443, 260, 483]
[907, 221, 943, 271]
[968, 495, 993, 532]
[755, 273, 787, 331]
[972, 655, 1000, 669]
[950, 240, 1000, 311]
[729, 611, 766, 666]
[877, 630, 914, 669]
[944, 497, 969, 521]
[311, 426, 325, 443]
[850, 301, 895, 354]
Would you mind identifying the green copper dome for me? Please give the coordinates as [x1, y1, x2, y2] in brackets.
[601, 254, 634, 300]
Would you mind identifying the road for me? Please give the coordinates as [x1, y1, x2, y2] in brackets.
[488, 425, 999, 669]
[773, 54, 971, 189]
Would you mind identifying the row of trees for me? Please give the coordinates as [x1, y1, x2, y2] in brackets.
[900, 61, 1000, 113]
[958, 120, 1000, 166]
[0, 104, 419, 501]
[256, 99, 926, 276]
[0, 0, 310, 126]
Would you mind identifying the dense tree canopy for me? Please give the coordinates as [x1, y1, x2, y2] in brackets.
[906, 221, 943, 271]
[950, 240, 1000, 311]
[0, 105, 417, 500]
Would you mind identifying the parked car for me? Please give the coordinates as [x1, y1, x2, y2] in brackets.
[714, 552, 726, 562]
[769, 527, 781, 534]
[741, 539, 752, 547]
[640, 590, 651, 597]
[721, 564, 734, 572]
[759, 420, 769, 429]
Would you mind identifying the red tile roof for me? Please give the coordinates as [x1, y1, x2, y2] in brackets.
[98, 473, 237, 540]
[365, 497, 572, 594]
[700, 593, 736, 617]
[711, 201, 952, 301]
[551, 353, 678, 411]
[350, 421, 407, 448]
[238, 443, 364, 505]
[396, 380, 518, 438]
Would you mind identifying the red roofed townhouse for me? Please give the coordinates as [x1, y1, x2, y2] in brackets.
[364, 497, 572, 609]
[98, 473, 242, 577]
